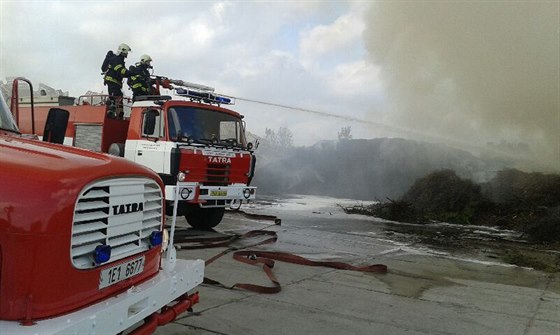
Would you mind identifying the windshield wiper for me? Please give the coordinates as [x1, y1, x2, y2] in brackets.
[177, 136, 245, 150]
[196, 138, 216, 145]
[218, 138, 243, 149]
[177, 137, 217, 146]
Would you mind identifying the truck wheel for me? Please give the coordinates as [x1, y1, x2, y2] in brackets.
[185, 206, 225, 230]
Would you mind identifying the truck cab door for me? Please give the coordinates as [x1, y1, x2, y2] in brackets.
[127, 108, 166, 173]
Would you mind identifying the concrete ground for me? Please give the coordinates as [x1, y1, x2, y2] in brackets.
[155, 195, 560, 335]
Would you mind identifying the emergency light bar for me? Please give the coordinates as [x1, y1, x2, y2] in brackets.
[175, 87, 235, 105]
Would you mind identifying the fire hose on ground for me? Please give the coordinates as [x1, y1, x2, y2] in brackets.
[172, 211, 388, 294]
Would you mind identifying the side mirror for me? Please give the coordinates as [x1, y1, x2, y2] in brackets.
[43, 108, 69, 144]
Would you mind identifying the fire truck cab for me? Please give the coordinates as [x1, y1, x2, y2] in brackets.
[14, 79, 257, 230]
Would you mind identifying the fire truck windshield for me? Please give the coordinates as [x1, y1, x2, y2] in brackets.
[0, 91, 19, 133]
[168, 106, 246, 148]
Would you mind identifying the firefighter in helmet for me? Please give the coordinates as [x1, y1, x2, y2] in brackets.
[128, 54, 154, 101]
[103, 43, 132, 99]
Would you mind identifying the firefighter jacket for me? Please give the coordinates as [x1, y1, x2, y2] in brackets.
[104, 54, 130, 87]
[128, 63, 152, 96]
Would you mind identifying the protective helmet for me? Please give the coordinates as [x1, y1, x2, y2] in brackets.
[140, 54, 152, 65]
[117, 43, 132, 55]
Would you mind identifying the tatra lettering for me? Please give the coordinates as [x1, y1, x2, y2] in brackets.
[207, 156, 232, 164]
[112, 202, 144, 215]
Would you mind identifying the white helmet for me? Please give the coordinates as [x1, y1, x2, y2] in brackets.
[140, 54, 152, 65]
[117, 43, 131, 55]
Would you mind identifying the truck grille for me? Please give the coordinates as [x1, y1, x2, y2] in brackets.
[71, 178, 163, 269]
[206, 163, 230, 185]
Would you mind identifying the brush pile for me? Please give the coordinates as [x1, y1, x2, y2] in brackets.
[342, 168, 560, 243]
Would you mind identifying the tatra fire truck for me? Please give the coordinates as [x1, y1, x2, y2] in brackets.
[15, 77, 257, 230]
[0, 79, 204, 334]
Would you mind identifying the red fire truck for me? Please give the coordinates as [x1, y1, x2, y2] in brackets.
[0, 79, 204, 334]
[14, 77, 257, 230]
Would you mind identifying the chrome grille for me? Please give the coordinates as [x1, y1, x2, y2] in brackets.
[71, 178, 163, 269]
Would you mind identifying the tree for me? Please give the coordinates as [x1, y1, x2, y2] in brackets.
[264, 127, 293, 149]
[276, 127, 293, 148]
[338, 126, 352, 140]
[264, 128, 277, 145]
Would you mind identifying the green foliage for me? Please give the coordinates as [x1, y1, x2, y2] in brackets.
[401, 169, 486, 225]
[482, 169, 560, 241]
[524, 207, 560, 243]
[353, 168, 560, 243]
[482, 169, 560, 207]
[501, 249, 560, 273]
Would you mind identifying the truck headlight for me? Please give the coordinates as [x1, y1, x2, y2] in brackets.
[177, 172, 187, 182]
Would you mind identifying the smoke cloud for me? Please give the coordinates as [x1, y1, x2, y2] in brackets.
[364, 1, 559, 171]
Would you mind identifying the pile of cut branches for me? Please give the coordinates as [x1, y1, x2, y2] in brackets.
[342, 169, 560, 243]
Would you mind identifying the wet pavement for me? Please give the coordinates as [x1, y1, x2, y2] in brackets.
[155, 194, 560, 335]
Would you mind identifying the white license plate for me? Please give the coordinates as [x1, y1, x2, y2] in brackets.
[99, 256, 145, 289]
[210, 190, 227, 197]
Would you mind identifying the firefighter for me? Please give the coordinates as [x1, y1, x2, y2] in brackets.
[103, 43, 132, 99]
[128, 54, 154, 100]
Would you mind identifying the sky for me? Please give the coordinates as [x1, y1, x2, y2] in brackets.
[1, 0, 559, 172]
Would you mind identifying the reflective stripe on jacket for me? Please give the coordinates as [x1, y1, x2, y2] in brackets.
[128, 63, 151, 95]
[104, 54, 129, 87]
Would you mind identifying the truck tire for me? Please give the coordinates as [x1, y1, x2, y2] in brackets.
[185, 206, 225, 230]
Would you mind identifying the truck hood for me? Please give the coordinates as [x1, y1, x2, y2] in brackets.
[0, 133, 162, 233]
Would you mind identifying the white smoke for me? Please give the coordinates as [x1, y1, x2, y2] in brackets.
[364, 1, 559, 172]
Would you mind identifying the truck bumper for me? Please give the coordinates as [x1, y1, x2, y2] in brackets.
[0, 259, 204, 335]
[165, 183, 256, 203]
